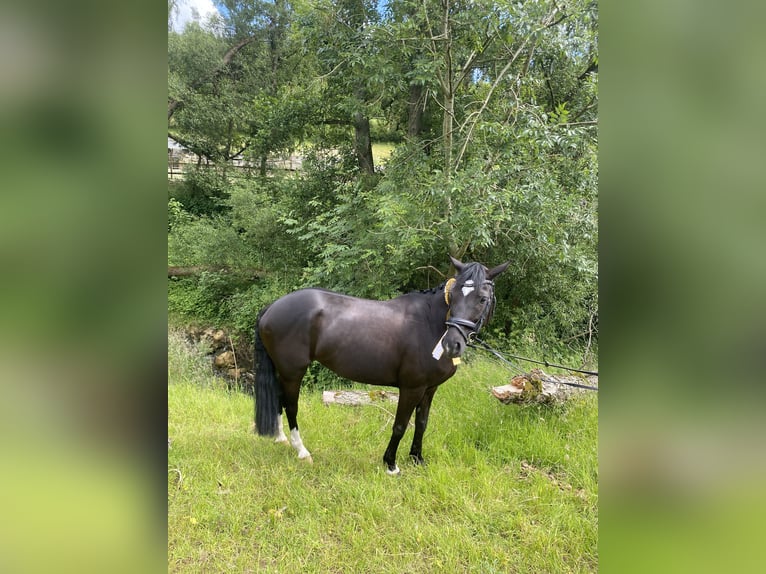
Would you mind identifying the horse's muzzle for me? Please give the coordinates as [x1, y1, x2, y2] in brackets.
[442, 335, 464, 358]
[442, 318, 477, 358]
[442, 327, 470, 358]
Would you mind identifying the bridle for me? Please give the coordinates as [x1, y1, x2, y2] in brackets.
[443, 277, 496, 344]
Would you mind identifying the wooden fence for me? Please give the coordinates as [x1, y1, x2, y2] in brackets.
[168, 153, 303, 180]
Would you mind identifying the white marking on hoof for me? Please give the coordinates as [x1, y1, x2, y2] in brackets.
[386, 465, 401, 476]
[275, 424, 288, 443]
[290, 428, 312, 461]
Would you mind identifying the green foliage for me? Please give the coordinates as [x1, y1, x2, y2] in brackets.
[168, 272, 245, 326]
[168, 24, 226, 94]
[169, 166, 230, 216]
[290, 180, 399, 298]
[168, 175, 311, 333]
[170, 1, 315, 169]
[168, 215, 250, 270]
[167, 0, 598, 355]
[167, 197, 192, 231]
[222, 278, 292, 341]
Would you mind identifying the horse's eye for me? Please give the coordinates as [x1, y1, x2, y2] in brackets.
[480, 296, 489, 304]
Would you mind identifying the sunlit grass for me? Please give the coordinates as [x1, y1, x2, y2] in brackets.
[168, 332, 597, 572]
[372, 142, 396, 165]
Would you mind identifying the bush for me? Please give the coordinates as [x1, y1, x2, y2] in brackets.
[169, 166, 230, 216]
[168, 272, 248, 326]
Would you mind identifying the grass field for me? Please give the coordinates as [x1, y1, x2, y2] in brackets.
[372, 142, 396, 165]
[168, 330, 598, 573]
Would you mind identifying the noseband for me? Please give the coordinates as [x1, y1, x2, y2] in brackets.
[443, 278, 495, 344]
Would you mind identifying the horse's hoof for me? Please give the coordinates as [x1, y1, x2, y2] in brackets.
[299, 454, 313, 464]
[385, 465, 401, 476]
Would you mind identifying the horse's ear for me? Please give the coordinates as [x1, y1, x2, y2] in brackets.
[487, 261, 511, 280]
[449, 255, 465, 273]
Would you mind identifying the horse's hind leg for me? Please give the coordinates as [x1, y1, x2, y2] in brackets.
[274, 409, 288, 444]
[281, 374, 312, 462]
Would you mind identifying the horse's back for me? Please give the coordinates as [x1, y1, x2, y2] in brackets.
[259, 288, 326, 340]
[262, 288, 406, 328]
[262, 288, 324, 318]
[258, 288, 434, 385]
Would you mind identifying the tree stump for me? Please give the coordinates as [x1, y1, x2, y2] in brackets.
[491, 368, 597, 404]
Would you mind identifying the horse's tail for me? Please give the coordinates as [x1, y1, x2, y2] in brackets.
[254, 306, 281, 436]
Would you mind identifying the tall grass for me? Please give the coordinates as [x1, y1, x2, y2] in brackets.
[168, 330, 597, 572]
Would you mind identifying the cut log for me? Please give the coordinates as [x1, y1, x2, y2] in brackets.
[491, 368, 597, 405]
[322, 390, 399, 406]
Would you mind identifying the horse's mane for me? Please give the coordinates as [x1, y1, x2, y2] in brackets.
[417, 281, 446, 296]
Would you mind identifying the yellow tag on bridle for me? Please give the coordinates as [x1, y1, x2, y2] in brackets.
[452, 357, 461, 365]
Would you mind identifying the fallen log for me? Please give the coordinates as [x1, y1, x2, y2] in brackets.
[322, 390, 399, 406]
[491, 368, 598, 405]
[168, 265, 264, 278]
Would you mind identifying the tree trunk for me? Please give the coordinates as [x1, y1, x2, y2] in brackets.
[168, 266, 263, 278]
[353, 111, 375, 175]
[442, 89, 454, 173]
[168, 266, 220, 277]
[407, 83, 424, 138]
[441, 0, 454, 174]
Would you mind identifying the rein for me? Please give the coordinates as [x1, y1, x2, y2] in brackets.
[470, 337, 599, 391]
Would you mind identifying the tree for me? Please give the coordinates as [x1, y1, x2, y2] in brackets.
[168, 1, 311, 173]
[168, 0, 599, 352]
[295, 0, 385, 176]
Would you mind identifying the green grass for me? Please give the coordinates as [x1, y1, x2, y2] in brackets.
[372, 142, 396, 165]
[168, 330, 597, 572]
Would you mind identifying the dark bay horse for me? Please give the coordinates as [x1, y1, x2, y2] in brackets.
[253, 256, 510, 474]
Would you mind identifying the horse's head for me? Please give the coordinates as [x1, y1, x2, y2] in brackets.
[441, 256, 510, 359]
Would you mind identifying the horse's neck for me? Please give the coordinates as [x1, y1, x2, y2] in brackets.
[426, 288, 450, 329]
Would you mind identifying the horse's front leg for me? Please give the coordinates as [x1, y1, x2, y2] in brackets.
[409, 386, 438, 465]
[383, 388, 423, 475]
